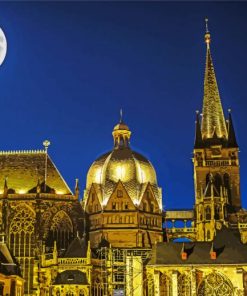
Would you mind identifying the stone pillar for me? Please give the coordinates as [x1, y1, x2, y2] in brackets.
[191, 269, 197, 296]
[172, 271, 178, 296]
[154, 272, 160, 296]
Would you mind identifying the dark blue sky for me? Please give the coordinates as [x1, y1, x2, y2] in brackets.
[0, 2, 247, 209]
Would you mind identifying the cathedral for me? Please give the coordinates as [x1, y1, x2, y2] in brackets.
[0, 22, 247, 296]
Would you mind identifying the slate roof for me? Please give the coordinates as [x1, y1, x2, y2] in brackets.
[150, 227, 247, 265]
[53, 270, 88, 285]
[0, 151, 72, 195]
[63, 237, 87, 258]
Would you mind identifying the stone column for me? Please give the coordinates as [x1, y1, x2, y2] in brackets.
[172, 271, 178, 296]
[154, 272, 160, 296]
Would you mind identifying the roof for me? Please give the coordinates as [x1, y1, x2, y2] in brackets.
[63, 237, 87, 258]
[53, 270, 88, 285]
[150, 227, 247, 265]
[0, 150, 72, 195]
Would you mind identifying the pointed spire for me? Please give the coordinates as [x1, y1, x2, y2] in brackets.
[36, 178, 41, 194]
[194, 111, 203, 148]
[227, 109, 238, 148]
[201, 19, 228, 140]
[75, 178, 80, 198]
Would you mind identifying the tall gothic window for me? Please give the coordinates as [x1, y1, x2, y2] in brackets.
[214, 205, 220, 220]
[205, 206, 211, 220]
[224, 173, 232, 205]
[178, 273, 191, 296]
[214, 173, 222, 194]
[9, 204, 35, 294]
[198, 272, 233, 296]
[160, 273, 172, 296]
[47, 210, 73, 251]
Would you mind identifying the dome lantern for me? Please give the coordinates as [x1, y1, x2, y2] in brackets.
[112, 112, 131, 149]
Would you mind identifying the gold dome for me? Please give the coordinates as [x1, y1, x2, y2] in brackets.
[85, 121, 162, 208]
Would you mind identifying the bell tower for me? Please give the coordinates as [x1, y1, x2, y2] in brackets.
[193, 19, 241, 241]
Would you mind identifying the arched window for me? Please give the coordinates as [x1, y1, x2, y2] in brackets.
[198, 272, 234, 296]
[205, 206, 211, 220]
[150, 203, 154, 213]
[224, 173, 232, 205]
[214, 173, 222, 194]
[47, 210, 73, 251]
[207, 230, 211, 240]
[214, 205, 220, 220]
[143, 202, 147, 212]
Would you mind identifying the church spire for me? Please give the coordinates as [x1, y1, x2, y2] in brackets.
[201, 19, 228, 140]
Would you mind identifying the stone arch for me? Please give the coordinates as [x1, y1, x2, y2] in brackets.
[46, 210, 74, 251]
[197, 272, 234, 296]
[160, 273, 172, 296]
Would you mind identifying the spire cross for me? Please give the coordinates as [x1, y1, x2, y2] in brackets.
[205, 18, 209, 33]
[120, 108, 123, 123]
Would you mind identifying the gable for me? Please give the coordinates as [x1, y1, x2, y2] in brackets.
[85, 184, 102, 214]
[104, 181, 136, 211]
[139, 183, 160, 213]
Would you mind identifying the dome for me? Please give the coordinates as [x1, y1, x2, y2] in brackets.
[85, 120, 162, 208]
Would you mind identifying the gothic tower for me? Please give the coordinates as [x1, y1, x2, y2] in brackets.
[193, 20, 241, 241]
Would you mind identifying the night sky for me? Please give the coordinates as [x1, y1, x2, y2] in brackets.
[0, 2, 247, 210]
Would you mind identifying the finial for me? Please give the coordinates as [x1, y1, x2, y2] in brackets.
[228, 108, 232, 113]
[43, 140, 50, 153]
[204, 18, 211, 45]
[120, 108, 123, 123]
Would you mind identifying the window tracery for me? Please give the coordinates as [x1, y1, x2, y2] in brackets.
[160, 273, 172, 296]
[47, 210, 73, 250]
[177, 273, 191, 296]
[9, 204, 35, 294]
[198, 272, 233, 296]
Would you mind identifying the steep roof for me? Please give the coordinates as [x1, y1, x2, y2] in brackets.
[63, 237, 87, 258]
[150, 227, 247, 265]
[201, 28, 228, 140]
[0, 150, 72, 195]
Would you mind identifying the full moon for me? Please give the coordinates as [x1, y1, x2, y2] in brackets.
[0, 28, 7, 66]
